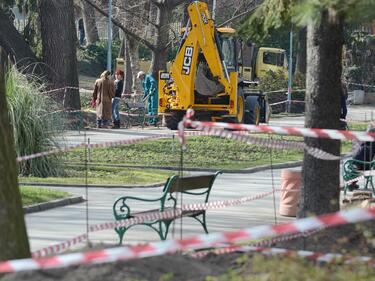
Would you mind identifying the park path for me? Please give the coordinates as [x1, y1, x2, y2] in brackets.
[25, 169, 295, 252]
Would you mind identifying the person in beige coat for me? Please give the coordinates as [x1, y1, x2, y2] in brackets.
[92, 70, 115, 128]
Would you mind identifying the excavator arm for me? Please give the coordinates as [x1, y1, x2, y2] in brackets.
[158, 1, 238, 115]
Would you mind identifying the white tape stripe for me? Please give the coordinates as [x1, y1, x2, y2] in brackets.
[4, 207, 375, 273]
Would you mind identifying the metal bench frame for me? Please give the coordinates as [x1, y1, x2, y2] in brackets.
[123, 101, 146, 128]
[112, 172, 221, 244]
[343, 159, 375, 196]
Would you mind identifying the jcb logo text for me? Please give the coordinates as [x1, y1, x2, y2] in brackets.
[182, 46, 194, 75]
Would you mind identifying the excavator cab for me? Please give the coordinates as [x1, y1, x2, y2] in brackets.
[218, 29, 238, 73]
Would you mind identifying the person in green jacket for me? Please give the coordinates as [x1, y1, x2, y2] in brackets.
[137, 71, 159, 125]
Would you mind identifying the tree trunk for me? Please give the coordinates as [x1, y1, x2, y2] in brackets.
[112, 24, 120, 40]
[299, 8, 344, 218]
[80, 0, 99, 44]
[127, 36, 141, 92]
[0, 9, 44, 78]
[39, 0, 81, 110]
[123, 37, 133, 93]
[295, 27, 307, 75]
[0, 47, 31, 261]
[150, 4, 170, 79]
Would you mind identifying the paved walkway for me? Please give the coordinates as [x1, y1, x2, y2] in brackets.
[27, 105, 371, 253]
[25, 169, 295, 252]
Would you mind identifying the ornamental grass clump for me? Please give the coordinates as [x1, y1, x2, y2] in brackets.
[6, 67, 65, 177]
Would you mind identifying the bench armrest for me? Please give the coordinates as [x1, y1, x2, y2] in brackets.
[113, 194, 168, 220]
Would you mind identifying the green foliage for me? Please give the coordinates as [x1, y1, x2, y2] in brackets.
[79, 40, 121, 74]
[293, 0, 375, 26]
[238, 0, 293, 43]
[6, 67, 65, 177]
[20, 186, 70, 206]
[158, 272, 174, 281]
[239, 0, 375, 45]
[258, 70, 288, 92]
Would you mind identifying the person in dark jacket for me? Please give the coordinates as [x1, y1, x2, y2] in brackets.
[112, 70, 124, 129]
[340, 81, 348, 119]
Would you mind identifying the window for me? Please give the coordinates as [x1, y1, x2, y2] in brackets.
[221, 37, 236, 70]
[263, 52, 285, 67]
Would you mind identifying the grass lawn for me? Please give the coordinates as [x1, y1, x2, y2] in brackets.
[22, 121, 366, 186]
[19, 166, 174, 186]
[63, 121, 368, 170]
[64, 136, 304, 170]
[20, 186, 70, 206]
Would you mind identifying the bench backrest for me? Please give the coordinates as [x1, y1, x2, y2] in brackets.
[166, 174, 217, 193]
[163, 172, 221, 203]
[126, 102, 145, 109]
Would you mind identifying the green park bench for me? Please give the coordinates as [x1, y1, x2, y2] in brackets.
[343, 159, 375, 196]
[112, 172, 222, 244]
[123, 101, 146, 128]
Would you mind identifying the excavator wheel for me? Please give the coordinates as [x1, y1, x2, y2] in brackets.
[226, 89, 245, 124]
[245, 96, 261, 125]
[164, 112, 183, 130]
[236, 94, 245, 124]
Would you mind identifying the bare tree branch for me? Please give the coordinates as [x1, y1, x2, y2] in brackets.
[150, 0, 185, 9]
[218, 4, 260, 27]
[166, 0, 186, 8]
[112, 1, 159, 28]
[83, 0, 156, 51]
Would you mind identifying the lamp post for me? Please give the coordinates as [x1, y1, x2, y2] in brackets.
[287, 27, 293, 113]
[107, 0, 112, 72]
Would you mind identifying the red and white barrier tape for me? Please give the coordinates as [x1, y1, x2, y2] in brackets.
[41, 86, 146, 96]
[181, 117, 375, 142]
[343, 169, 375, 186]
[41, 86, 92, 94]
[192, 228, 322, 258]
[32, 234, 88, 259]
[16, 133, 177, 163]
[347, 82, 375, 89]
[2, 206, 375, 273]
[269, 100, 305, 106]
[202, 127, 340, 161]
[16, 129, 216, 163]
[16, 142, 86, 162]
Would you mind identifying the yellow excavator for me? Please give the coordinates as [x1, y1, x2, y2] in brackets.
[158, 1, 287, 130]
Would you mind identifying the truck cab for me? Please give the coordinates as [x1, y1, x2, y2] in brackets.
[240, 44, 288, 82]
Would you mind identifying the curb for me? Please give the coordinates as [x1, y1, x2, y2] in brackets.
[23, 196, 84, 214]
[65, 161, 304, 174]
[19, 182, 165, 189]
[19, 161, 304, 189]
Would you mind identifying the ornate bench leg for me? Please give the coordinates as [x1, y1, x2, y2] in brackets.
[157, 220, 172, 240]
[202, 212, 208, 234]
[191, 212, 209, 234]
[115, 227, 127, 245]
[370, 178, 375, 197]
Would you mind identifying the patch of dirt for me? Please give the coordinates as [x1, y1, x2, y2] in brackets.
[0, 253, 243, 281]
[1, 224, 374, 281]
